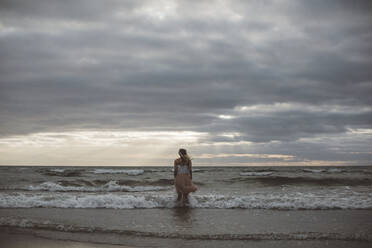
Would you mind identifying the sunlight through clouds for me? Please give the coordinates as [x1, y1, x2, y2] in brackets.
[0, 131, 207, 147]
[135, 0, 177, 20]
[197, 153, 295, 160]
[235, 103, 372, 115]
[0, 0, 371, 166]
[0, 130, 207, 165]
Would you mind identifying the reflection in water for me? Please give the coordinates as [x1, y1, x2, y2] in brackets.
[172, 207, 193, 229]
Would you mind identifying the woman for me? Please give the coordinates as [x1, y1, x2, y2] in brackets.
[174, 148, 197, 203]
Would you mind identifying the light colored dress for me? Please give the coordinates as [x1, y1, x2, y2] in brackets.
[174, 160, 197, 195]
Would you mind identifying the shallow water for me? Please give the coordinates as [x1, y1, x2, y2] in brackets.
[1, 208, 372, 247]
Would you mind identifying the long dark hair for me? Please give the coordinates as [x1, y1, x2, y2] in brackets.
[179, 148, 191, 163]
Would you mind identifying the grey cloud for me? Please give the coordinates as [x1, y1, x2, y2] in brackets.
[0, 0, 371, 163]
[0, 0, 137, 21]
[202, 110, 372, 143]
[193, 136, 372, 165]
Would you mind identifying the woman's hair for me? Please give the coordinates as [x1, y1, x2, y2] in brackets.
[179, 148, 191, 163]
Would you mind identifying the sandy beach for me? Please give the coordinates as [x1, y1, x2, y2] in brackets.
[0, 232, 134, 248]
[1, 230, 371, 248]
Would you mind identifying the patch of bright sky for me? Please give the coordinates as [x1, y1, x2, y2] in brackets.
[234, 102, 372, 115]
[134, 0, 178, 20]
[195, 160, 354, 167]
[0, 19, 105, 36]
[197, 153, 295, 160]
[218, 115, 236, 119]
[0, 129, 369, 166]
[0, 130, 207, 166]
[0, 131, 206, 147]
[0, 22, 18, 36]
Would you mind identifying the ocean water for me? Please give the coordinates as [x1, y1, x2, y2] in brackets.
[1, 166, 372, 246]
[0, 166, 372, 210]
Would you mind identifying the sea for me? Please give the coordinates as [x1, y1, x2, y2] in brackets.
[1, 165, 372, 247]
[1, 166, 372, 210]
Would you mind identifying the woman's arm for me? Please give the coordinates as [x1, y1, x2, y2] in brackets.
[174, 160, 178, 178]
[189, 160, 192, 180]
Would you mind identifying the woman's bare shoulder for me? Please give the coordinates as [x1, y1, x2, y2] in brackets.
[174, 158, 181, 163]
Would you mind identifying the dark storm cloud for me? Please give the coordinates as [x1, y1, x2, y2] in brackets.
[0, 0, 371, 155]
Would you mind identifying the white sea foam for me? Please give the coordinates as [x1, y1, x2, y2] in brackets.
[240, 172, 273, 176]
[92, 169, 144, 175]
[1, 191, 371, 210]
[22, 181, 170, 192]
[49, 169, 65, 173]
[327, 168, 344, 173]
[303, 168, 344, 173]
[303, 168, 324, 173]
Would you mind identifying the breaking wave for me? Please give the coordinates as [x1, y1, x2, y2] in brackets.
[227, 176, 372, 186]
[2, 181, 170, 192]
[92, 169, 144, 175]
[1, 191, 371, 210]
[303, 168, 344, 173]
[240, 172, 273, 176]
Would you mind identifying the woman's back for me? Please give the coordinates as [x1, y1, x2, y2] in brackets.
[174, 148, 197, 203]
[177, 161, 189, 174]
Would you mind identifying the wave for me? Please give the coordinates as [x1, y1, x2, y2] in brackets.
[303, 168, 324, 173]
[49, 168, 66, 173]
[62, 178, 175, 187]
[1, 191, 371, 210]
[1, 217, 370, 241]
[227, 176, 372, 186]
[3, 181, 170, 192]
[240, 172, 273, 176]
[41, 170, 82, 177]
[303, 168, 344, 173]
[37, 168, 83, 177]
[0, 178, 185, 192]
[92, 169, 144, 175]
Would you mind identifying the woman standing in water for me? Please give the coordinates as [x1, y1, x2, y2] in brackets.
[174, 148, 197, 203]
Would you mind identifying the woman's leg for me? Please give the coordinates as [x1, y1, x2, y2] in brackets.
[183, 193, 189, 203]
[175, 176, 183, 201]
[177, 191, 182, 201]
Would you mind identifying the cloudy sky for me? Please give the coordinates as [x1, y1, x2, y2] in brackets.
[0, 0, 371, 166]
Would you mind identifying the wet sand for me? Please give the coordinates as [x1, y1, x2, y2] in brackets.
[0, 232, 134, 248]
[1, 208, 372, 247]
[1, 228, 371, 248]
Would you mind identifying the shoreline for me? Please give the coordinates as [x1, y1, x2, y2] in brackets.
[0, 230, 135, 248]
[1, 226, 371, 248]
[1, 165, 372, 167]
[1, 208, 372, 247]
